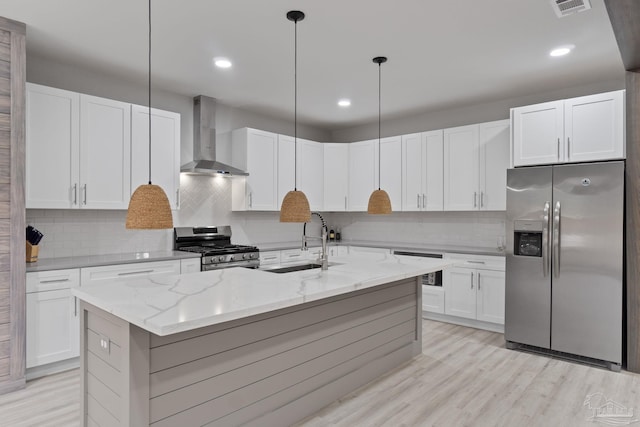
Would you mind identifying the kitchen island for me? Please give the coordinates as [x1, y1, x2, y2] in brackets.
[72, 252, 453, 427]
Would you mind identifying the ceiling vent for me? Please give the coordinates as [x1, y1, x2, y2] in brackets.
[551, 0, 592, 17]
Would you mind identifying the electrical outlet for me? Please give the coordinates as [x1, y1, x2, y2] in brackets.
[99, 335, 110, 354]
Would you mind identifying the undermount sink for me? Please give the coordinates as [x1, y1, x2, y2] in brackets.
[261, 263, 323, 274]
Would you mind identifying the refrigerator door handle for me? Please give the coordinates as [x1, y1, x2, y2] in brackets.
[542, 201, 550, 277]
[553, 201, 561, 278]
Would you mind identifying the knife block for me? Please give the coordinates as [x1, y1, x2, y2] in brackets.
[26, 242, 39, 263]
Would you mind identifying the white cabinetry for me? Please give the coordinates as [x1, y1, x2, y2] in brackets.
[479, 120, 510, 210]
[232, 128, 279, 211]
[443, 254, 505, 325]
[277, 135, 295, 209]
[402, 130, 443, 211]
[26, 269, 80, 369]
[259, 250, 282, 266]
[422, 286, 445, 314]
[79, 94, 131, 209]
[279, 249, 307, 264]
[328, 245, 349, 257]
[25, 84, 80, 209]
[297, 139, 324, 211]
[444, 124, 480, 211]
[180, 258, 201, 274]
[379, 136, 402, 211]
[444, 121, 509, 211]
[348, 246, 391, 255]
[323, 143, 349, 211]
[512, 90, 625, 166]
[131, 105, 181, 209]
[80, 260, 181, 285]
[348, 140, 376, 211]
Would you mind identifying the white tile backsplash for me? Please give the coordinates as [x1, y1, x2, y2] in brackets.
[27, 175, 506, 259]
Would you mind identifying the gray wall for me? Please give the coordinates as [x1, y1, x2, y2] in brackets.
[330, 78, 625, 142]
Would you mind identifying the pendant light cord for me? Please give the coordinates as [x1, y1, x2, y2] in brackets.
[148, 0, 152, 185]
[377, 61, 381, 190]
[293, 18, 298, 191]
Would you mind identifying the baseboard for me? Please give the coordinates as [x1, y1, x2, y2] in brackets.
[422, 311, 504, 333]
[26, 357, 79, 381]
[0, 378, 26, 395]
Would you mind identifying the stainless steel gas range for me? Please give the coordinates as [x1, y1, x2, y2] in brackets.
[174, 226, 260, 271]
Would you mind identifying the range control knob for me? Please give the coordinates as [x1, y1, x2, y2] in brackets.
[228, 255, 234, 262]
[249, 253, 256, 259]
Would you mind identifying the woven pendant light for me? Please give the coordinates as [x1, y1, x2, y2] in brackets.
[280, 10, 311, 223]
[367, 56, 392, 215]
[126, 0, 173, 229]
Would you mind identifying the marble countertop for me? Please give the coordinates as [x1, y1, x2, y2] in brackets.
[26, 251, 201, 273]
[72, 252, 455, 336]
[258, 240, 505, 257]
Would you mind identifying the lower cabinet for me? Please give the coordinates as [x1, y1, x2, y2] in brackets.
[328, 245, 349, 257]
[436, 254, 505, 329]
[422, 286, 445, 314]
[26, 269, 80, 369]
[348, 246, 391, 255]
[259, 250, 281, 266]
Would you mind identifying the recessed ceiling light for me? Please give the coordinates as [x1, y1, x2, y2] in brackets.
[338, 99, 351, 107]
[214, 58, 232, 68]
[550, 45, 574, 57]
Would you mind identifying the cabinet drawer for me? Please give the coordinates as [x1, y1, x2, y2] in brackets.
[259, 251, 281, 266]
[27, 269, 80, 293]
[444, 253, 505, 271]
[279, 249, 306, 264]
[80, 260, 181, 285]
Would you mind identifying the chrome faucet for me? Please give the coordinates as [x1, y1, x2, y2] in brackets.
[302, 212, 329, 270]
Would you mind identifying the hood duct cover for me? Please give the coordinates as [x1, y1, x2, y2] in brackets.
[180, 95, 248, 176]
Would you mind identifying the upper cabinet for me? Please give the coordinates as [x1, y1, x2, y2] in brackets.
[277, 134, 295, 210]
[348, 140, 377, 211]
[479, 120, 510, 211]
[444, 121, 509, 211]
[26, 83, 181, 210]
[379, 136, 402, 211]
[80, 95, 131, 209]
[131, 105, 181, 210]
[296, 139, 324, 211]
[26, 84, 80, 209]
[402, 130, 443, 212]
[444, 124, 480, 211]
[231, 128, 279, 211]
[323, 143, 349, 211]
[512, 90, 625, 167]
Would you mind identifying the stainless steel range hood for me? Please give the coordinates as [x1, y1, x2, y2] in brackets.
[180, 95, 248, 176]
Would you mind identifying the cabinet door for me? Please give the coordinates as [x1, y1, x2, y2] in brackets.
[246, 129, 278, 210]
[79, 95, 131, 209]
[26, 289, 79, 368]
[259, 250, 281, 266]
[424, 130, 444, 211]
[512, 100, 564, 166]
[401, 133, 424, 212]
[379, 136, 402, 211]
[297, 139, 324, 211]
[479, 120, 509, 211]
[323, 143, 349, 211]
[277, 135, 295, 209]
[131, 105, 181, 209]
[348, 140, 376, 211]
[422, 286, 445, 314]
[564, 91, 625, 163]
[444, 124, 479, 211]
[476, 269, 505, 324]
[444, 267, 476, 319]
[25, 83, 80, 209]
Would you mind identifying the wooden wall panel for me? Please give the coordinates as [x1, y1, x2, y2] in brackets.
[0, 150, 8, 184]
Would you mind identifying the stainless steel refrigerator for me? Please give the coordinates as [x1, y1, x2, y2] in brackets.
[505, 161, 624, 370]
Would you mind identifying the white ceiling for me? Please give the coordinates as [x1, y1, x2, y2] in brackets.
[0, 0, 624, 130]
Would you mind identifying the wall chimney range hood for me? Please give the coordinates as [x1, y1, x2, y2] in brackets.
[180, 95, 248, 176]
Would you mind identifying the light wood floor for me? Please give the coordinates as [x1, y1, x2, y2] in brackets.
[2, 320, 639, 426]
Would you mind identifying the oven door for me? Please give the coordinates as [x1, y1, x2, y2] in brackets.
[393, 250, 443, 286]
[202, 259, 260, 271]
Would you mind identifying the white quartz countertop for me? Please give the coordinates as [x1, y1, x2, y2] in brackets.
[72, 253, 455, 336]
